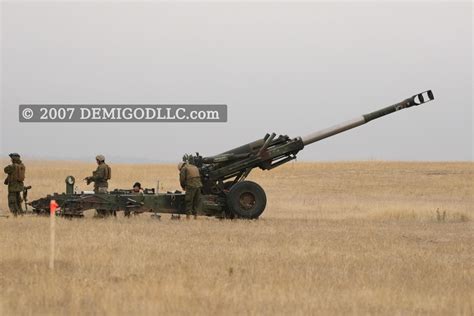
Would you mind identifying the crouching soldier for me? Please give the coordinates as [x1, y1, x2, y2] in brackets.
[131, 182, 143, 195]
[178, 162, 202, 219]
[125, 182, 143, 217]
[85, 155, 112, 217]
[3, 153, 26, 216]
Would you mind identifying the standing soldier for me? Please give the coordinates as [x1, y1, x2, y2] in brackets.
[3, 153, 25, 216]
[85, 155, 111, 193]
[85, 155, 112, 217]
[178, 161, 202, 219]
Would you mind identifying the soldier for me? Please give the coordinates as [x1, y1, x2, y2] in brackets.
[132, 182, 143, 195]
[85, 155, 112, 217]
[125, 182, 144, 217]
[178, 161, 202, 219]
[85, 154, 111, 193]
[3, 153, 26, 216]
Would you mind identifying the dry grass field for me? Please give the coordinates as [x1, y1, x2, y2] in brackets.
[0, 161, 473, 315]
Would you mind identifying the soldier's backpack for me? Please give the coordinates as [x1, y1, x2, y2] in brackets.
[105, 164, 112, 180]
[14, 163, 25, 182]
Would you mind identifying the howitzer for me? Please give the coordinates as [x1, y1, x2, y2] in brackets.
[183, 90, 434, 218]
[30, 90, 434, 219]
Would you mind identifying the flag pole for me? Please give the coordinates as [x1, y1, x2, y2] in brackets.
[49, 200, 58, 270]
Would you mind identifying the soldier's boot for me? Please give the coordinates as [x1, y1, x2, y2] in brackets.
[185, 209, 193, 220]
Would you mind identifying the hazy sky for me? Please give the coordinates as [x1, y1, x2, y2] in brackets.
[1, 1, 472, 162]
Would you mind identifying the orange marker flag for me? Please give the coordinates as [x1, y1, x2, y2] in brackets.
[50, 199, 59, 216]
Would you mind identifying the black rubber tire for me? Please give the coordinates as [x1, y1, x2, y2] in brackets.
[227, 181, 266, 219]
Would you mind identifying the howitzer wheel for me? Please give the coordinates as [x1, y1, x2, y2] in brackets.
[227, 181, 266, 219]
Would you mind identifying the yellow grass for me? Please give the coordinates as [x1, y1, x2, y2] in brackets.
[0, 161, 473, 315]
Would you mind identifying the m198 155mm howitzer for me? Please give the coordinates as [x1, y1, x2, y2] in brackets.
[30, 90, 434, 218]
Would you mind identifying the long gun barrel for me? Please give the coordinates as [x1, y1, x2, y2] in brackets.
[301, 90, 434, 146]
[185, 90, 434, 195]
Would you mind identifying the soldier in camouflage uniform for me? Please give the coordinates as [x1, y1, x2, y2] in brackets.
[3, 153, 26, 216]
[178, 162, 202, 219]
[85, 155, 112, 216]
[85, 155, 111, 193]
